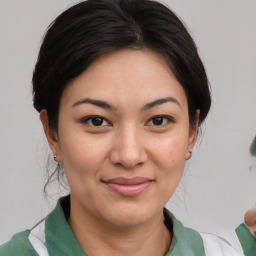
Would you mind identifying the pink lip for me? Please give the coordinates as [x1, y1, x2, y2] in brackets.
[103, 177, 153, 196]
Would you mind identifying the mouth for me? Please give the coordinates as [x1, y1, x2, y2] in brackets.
[102, 177, 153, 196]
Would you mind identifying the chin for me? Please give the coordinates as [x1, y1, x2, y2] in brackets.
[101, 201, 160, 227]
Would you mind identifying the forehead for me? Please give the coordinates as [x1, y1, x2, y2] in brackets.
[61, 49, 187, 110]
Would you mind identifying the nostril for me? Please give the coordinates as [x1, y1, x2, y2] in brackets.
[110, 150, 147, 169]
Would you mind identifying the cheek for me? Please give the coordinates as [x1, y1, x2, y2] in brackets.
[151, 132, 188, 166]
[150, 133, 188, 186]
[58, 129, 110, 179]
[59, 134, 111, 197]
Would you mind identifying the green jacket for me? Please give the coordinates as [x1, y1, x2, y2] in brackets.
[0, 196, 254, 256]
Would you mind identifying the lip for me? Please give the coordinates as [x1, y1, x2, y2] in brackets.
[102, 177, 153, 196]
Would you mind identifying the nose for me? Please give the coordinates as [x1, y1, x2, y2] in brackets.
[109, 125, 148, 169]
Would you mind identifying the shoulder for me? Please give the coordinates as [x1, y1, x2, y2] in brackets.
[0, 230, 38, 256]
[165, 209, 245, 256]
[200, 232, 245, 256]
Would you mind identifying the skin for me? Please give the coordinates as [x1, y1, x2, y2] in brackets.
[40, 49, 199, 256]
[244, 209, 256, 238]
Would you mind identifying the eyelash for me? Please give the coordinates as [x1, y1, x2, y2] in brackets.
[81, 115, 174, 127]
[146, 115, 174, 126]
[81, 115, 111, 127]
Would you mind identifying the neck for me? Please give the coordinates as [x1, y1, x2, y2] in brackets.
[68, 199, 172, 256]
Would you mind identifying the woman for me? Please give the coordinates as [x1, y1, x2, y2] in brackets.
[0, 0, 254, 255]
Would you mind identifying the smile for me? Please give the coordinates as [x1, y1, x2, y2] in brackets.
[102, 177, 153, 196]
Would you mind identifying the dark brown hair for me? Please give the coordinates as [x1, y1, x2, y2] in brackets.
[32, 0, 211, 193]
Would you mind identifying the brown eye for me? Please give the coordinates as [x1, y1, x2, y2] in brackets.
[152, 116, 164, 126]
[82, 116, 110, 127]
[146, 115, 174, 126]
[91, 117, 104, 126]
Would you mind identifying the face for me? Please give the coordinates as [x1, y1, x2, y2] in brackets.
[42, 49, 198, 227]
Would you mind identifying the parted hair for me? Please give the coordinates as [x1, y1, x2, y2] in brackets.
[33, 0, 211, 130]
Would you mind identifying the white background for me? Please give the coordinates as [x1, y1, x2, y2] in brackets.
[0, 0, 256, 244]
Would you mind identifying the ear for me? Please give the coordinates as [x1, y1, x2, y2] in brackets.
[40, 110, 62, 163]
[186, 109, 200, 160]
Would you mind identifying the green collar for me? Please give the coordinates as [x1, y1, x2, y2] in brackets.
[45, 196, 205, 256]
[45, 196, 86, 256]
[165, 210, 205, 256]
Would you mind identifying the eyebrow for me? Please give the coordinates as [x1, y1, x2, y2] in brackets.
[72, 98, 116, 110]
[72, 96, 181, 110]
[141, 97, 181, 111]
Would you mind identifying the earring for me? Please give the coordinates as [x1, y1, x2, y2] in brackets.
[189, 150, 192, 155]
[53, 155, 57, 160]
